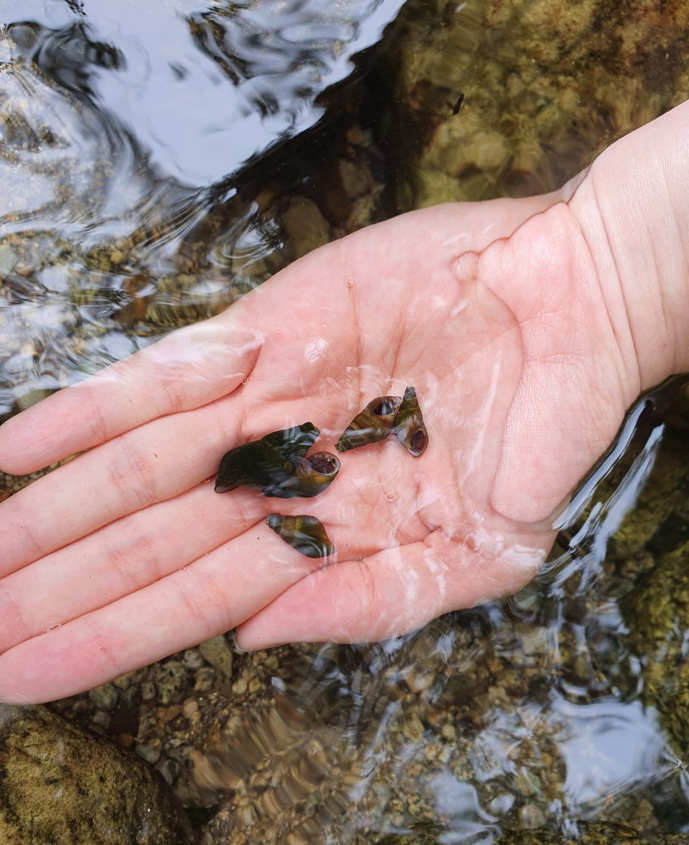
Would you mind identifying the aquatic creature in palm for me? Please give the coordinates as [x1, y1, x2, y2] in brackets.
[215, 423, 340, 497]
[335, 395, 402, 452]
[393, 386, 428, 457]
[335, 387, 428, 456]
[266, 514, 336, 558]
[261, 422, 319, 460]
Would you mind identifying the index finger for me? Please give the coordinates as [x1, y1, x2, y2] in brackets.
[0, 312, 264, 476]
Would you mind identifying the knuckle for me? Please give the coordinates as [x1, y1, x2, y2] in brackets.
[0, 585, 31, 651]
[107, 438, 159, 511]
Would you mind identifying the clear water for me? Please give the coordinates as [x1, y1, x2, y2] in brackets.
[1, 2, 689, 843]
[0, 0, 405, 418]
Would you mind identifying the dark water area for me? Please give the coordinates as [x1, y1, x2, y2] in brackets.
[1, 1, 689, 844]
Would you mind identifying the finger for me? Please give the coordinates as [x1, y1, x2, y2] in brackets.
[0, 395, 240, 573]
[0, 315, 264, 475]
[0, 522, 325, 704]
[0, 360, 430, 575]
[0, 373, 314, 575]
[0, 481, 269, 651]
[236, 529, 550, 648]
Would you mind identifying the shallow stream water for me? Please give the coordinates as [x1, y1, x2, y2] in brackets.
[1, 2, 689, 843]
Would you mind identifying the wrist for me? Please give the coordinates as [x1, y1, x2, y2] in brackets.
[570, 101, 689, 395]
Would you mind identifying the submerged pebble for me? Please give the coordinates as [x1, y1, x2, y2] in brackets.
[0, 704, 192, 844]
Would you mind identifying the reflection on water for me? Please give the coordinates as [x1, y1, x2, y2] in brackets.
[15, 0, 407, 185]
[0, 0, 394, 418]
[1, 0, 689, 843]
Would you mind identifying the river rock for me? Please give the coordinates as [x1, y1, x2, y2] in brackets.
[378, 0, 689, 208]
[0, 704, 193, 844]
[371, 821, 689, 844]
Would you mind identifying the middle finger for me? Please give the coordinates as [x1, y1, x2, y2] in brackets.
[0, 480, 268, 652]
[0, 392, 250, 575]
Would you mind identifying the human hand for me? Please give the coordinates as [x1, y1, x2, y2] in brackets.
[0, 188, 646, 703]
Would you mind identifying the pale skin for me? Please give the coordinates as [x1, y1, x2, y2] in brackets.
[0, 102, 688, 705]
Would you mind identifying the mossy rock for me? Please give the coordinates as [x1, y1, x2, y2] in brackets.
[620, 538, 689, 755]
[495, 823, 689, 844]
[377, 0, 689, 208]
[0, 704, 194, 844]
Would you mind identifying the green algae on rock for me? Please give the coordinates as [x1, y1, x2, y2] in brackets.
[0, 704, 193, 845]
[377, 0, 689, 210]
[374, 820, 689, 843]
[493, 823, 689, 844]
[620, 533, 689, 760]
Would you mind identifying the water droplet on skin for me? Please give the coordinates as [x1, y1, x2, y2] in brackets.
[345, 277, 354, 287]
[46, 623, 61, 632]
[242, 378, 249, 385]
[178, 566, 187, 573]
[385, 492, 397, 502]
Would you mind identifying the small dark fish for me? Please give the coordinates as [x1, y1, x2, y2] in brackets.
[393, 386, 428, 457]
[335, 395, 402, 453]
[215, 423, 340, 497]
[451, 92, 464, 115]
[266, 514, 336, 558]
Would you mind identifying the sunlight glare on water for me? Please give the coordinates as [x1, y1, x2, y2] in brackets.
[12, 0, 407, 186]
[0, 0, 407, 418]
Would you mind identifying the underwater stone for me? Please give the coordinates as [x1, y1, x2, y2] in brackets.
[0, 704, 193, 844]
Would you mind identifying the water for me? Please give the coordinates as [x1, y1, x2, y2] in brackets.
[170, 383, 689, 843]
[1, 1, 689, 843]
[0, 0, 403, 418]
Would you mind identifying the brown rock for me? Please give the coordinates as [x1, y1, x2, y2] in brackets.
[0, 704, 194, 844]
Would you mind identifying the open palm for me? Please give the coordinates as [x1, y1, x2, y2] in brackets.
[0, 197, 636, 703]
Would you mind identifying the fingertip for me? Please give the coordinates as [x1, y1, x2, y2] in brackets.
[234, 628, 287, 652]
